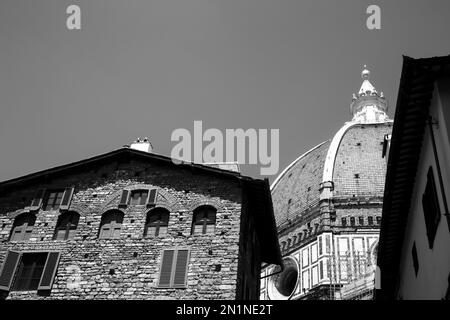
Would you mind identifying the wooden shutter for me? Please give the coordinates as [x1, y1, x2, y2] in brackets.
[60, 187, 74, 210]
[158, 249, 175, 287]
[119, 190, 129, 207]
[38, 252, 61, 290]
[173, 249, 190, 287]
[99, 225, 111, 239]
[29, 189, 45, 210]
[10, 226, 23, 241]
[146, 189, 158, 207]
[55, 229, 67, 240]
[0, 250, 21, 291]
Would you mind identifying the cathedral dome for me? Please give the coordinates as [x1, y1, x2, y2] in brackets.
[271, 67, 393, 230]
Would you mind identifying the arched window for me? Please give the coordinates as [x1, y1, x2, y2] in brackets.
[191, 205, 216, 235]
[98, 210, 124, 239]
[144, 208, 169, 237]
[10, 213, 36, 241]
[54, 211, 80, 240]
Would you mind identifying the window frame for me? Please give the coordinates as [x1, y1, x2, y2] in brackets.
[98, 210, 124, 239]
[191, 206, 217, 235]
[53, 211, 80, 241]
[144, 208, 170, 238]
[128, 189, 149, 206]
[157, 247, 191, 288]
[42, 189, 65, 211]
[10, 213, 36, 242]
[0, 250, 61, 292]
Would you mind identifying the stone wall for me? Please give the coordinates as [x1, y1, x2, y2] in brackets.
[0, 158, 246, 300]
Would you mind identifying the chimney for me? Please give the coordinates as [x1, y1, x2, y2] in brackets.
[130, 137, 153, 153]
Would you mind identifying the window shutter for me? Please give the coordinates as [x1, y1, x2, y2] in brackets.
[0, 250, 21, 291]
[10, 226, 23, 241]
[55, 229, 67, 240]
[112, 226, 121, 239]
[38, 252, 61, 290]
[29, 189, 45, 210]
[173, 249, 190, 287]
[119, 190, 129, 207]
[158, 249, 175, 287]
[60, 187, 74, 210]
[100, 226, 110, 239]
[146, 189, 158, 207]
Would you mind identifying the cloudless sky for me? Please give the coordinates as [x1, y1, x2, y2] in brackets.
[1, 0, 450, 182]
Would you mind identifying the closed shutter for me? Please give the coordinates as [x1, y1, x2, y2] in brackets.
[60, 187, 74, 210]
[112, 225, 121, 239]
[193, 224, 203, 235]
[0, 250, 21, 291]
[173, 249, 189, 287]
[67, 228, 77, 240]
[158, 249, 175, 287]
[55, 229, 67, 240]
[24, 227, 33, 241]
[146, 189, 158, 207]
[119, 190, 129, 207]
[10, 226, 23, 241]
[38, 252, 61, 290]
[205, 224, 215, 234]
[99, 225, 111, 239]
[146, 226, 157, 237]
[30, 189, 45, 210]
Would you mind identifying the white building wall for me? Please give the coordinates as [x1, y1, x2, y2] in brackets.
[397, 79, 450, 299]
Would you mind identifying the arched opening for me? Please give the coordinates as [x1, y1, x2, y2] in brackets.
[10, 213, 36, 241]
[54, 211, 80, 240]
[191, 205, 216, 235]
[144, 208, 170, 237]
[98, 210, 124, 239]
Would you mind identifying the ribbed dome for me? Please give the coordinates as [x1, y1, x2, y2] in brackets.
[271, 141, 330, 227]
[271, 66, 393, 229]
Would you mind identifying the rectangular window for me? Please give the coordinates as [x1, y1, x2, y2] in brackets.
[412, 242, 419, 277]
[42, 190, 65, 211]
[422, 167, 441, 249]
[359, 217, 364, 226]
[319, 260, 324, 280]
[129, 190, 149, 206]
[376, 216, 381, 225]
[350, 217, 355, 227]
[14, 253, 47, 291]
[341, 218, 347, 227]
[0, 251, 61, 292]
[368, 216, 374, 226]
[158, 248, 190, 288]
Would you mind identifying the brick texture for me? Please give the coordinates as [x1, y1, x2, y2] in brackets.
[0, 157, 260, 300]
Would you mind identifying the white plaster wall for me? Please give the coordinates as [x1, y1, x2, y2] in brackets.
[397, 79, 450, 299]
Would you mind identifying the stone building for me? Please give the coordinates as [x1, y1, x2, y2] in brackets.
[0, 139, 281, 300]
[378, 54, 450, 300]
[261, 67, 393, 300]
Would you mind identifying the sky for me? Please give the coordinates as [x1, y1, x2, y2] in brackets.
[1, 0, 450, 183]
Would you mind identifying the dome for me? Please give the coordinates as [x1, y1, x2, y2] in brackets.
[271, 66, 393, 229]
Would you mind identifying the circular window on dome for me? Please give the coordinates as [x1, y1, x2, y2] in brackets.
[268, 257, 299, 300]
